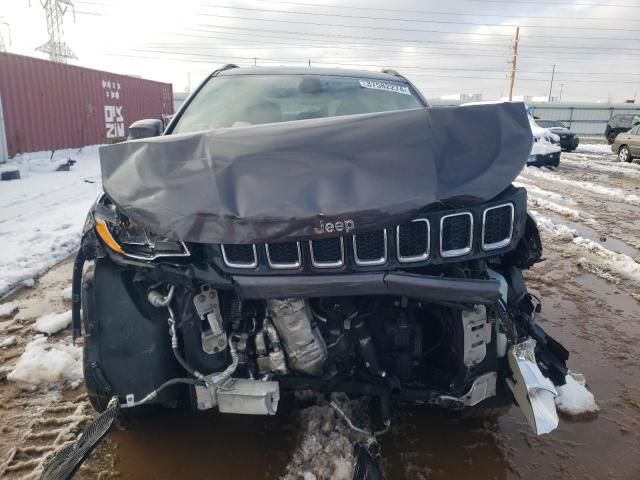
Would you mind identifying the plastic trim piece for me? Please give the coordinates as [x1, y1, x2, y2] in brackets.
[233, 271, 501, 305]
[265, 242, 302, 269]
[309, 238, 345, 268]
[440, 212, 473, 258]
[221, 244, 258, 269]
[482, 203, 514, 251]
[396, 219, 430, 263]
[352, 229, 388, 266]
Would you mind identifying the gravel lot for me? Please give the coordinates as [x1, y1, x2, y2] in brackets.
[1, 144, 639, 479]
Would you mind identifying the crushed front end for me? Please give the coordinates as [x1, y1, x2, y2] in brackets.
[75, 183, 568, 435]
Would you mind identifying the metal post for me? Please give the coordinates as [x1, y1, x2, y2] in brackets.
[548, 65, 556, 102]
[508, 27, 520, 102]
[0, 95, 9, 163]
[559, 83, 564, 102]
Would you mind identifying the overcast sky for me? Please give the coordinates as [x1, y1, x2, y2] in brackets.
[2, 0, 639, 102]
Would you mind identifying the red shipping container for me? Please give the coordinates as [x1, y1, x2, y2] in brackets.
[0, 52, 173, 157]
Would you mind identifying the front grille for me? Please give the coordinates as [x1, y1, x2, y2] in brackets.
[310, 237, 344, 267]
[353, 230, 387, 266]
[482, 204, 513, 250]
[218, 200, 518, 270]
[266, 241, 301, 268]
[440, 213, 473, 257]
[221, 244, 257, 268]
[397, 219, 429, 262]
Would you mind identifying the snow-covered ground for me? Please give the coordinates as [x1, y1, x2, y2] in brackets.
[0, 146, 102, 298]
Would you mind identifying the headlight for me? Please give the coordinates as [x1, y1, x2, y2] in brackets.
[94, 196, 190, 260]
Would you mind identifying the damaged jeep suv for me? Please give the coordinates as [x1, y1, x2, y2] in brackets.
[74, 66, 569, 436]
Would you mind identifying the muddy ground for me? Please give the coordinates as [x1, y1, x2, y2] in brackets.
[1, 145, 639, 479]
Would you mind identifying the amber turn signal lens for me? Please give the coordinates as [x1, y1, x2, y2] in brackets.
[95, 219, 124, 254]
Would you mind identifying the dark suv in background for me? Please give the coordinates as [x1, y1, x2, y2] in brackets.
[605, 114, 640, 144]
[536, 120, 579, 152]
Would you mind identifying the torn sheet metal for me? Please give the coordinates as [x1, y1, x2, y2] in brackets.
[507, 339, 559, 436]
[100, 103, 532, 244]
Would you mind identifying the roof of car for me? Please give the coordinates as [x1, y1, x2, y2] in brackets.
[217, 66, 408, 82]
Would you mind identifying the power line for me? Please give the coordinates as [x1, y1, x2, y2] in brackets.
[115, 48, 640, 83]
[187, 23, 640, 53]
[194, 10, 640, 42]
[461, 0, 639, 6]
[147, 40, 640, 75]
[261, 0, 640, 23]
[196, 2, 640, 33]
[155, 30, 640, 66]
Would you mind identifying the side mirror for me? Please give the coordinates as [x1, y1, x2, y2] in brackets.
[127, 119, 164, 140]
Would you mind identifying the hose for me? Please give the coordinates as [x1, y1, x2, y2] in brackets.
[122, 377, 204, 408]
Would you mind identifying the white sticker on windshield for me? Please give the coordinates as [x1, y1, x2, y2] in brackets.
[359, 80, 411, 95]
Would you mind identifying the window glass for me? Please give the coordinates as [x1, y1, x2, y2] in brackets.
[173, 75, 424, 133]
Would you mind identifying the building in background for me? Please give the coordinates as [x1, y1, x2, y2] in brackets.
[0, 52, 173, 158]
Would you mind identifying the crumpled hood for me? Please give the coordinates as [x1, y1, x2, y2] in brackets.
[99, 103, 532, 244]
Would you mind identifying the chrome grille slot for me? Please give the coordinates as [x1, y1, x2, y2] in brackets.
[397, 219, 429, 262]
[440, 212, 473, 257]
[221, 244, 258, 268]
[266, 241, 301, 269]
[482, 204, 514, 250]
[309, 237, 344, 268]
[353, 229, 387, 266]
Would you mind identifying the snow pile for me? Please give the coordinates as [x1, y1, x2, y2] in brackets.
[1, 335, 17, 347]
[282, 395, 366, 480]
[62, 285, 73, 301]
[575, 143, 615, 155]
[532, 212, 640, 285]
[35, 310, 72, 335]
[555, 373, 599, 418]
[531, 211, 578, 241]
[0, 145, 103, 297]
[528, 195, 594, 223]
[0, 301, 19, 318]
[562, 158, 640, 179]
[0, 164, 20, 174]
[514, 181, 576, 204]
[7, 335, 82, 388]
[573, 237, 640, 284]
[521, 167, 640, 207]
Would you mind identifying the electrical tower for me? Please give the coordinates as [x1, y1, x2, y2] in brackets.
[0, 19, 10, 53]
[35, 0, 77, 63]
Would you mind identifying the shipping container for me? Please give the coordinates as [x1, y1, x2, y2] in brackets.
[0, 52, 173, 157]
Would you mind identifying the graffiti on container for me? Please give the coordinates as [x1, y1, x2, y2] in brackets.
[102, 79, 124, 139]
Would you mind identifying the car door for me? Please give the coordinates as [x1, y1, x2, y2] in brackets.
[629, 126, 640, 156]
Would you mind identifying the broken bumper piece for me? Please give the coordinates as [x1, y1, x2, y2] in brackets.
[507, 339, 559, 435]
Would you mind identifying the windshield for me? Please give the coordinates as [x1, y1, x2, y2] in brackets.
[172, 74, 424, 133]
[536, 120, 566, 128]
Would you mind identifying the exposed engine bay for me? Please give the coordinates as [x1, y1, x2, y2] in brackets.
[78, 256, 568, 438]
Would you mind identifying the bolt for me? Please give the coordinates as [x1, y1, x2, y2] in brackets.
[198, 294, 205, 302]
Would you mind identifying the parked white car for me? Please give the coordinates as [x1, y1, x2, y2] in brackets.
[461, 101, 562, 168]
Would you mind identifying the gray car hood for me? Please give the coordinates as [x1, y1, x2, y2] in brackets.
[99, 103, 532, 244]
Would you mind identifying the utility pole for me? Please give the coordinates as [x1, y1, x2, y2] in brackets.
[508, 26, 520, 101]
[548, 64, 556, 102]
[0, 19, 10, 52]
[559, 83, 564, 102]
[35, 0, 77, 63]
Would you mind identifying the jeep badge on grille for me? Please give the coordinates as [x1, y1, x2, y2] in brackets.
[314, 219, 355, 234]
